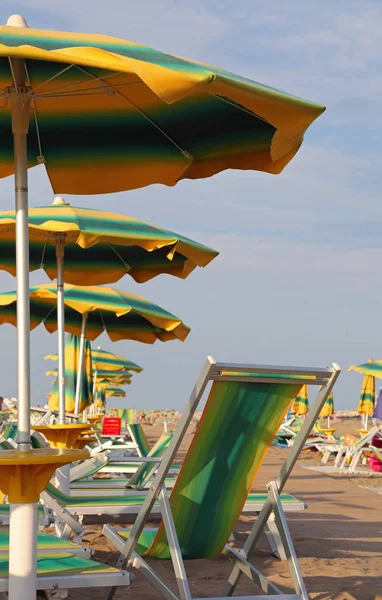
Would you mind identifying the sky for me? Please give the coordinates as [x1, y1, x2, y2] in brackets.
[0, 1, 380, 411]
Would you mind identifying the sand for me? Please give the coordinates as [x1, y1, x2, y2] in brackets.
[64, 418, 382, 599]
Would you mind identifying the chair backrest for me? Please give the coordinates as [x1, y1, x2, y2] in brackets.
[129, 432, 173, 486]
[128, 423, 150, 456]
[354, 426, 379, 450]
[101, 417, 122, 437]
[145, 373, 304, 560]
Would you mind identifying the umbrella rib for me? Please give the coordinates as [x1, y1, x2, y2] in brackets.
[69, 65, 194, 159]
[8, 57, 19, 92]
[31, 68, 136, 98]
[108, 243, 131, 273]
[213, 93, 270, 125]
[24, 64, 45, 164]
[34, 83, 143, 98]
[25, 64, 76, 96]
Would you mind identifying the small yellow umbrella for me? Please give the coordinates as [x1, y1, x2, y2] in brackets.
[320, 391, 334, 428]
[291, 385, 309, 416]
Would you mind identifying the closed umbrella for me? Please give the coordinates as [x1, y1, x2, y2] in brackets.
[291, 385, 309, 416]
[47, 334, 93, 414]
[349, 362, 377, 429]
[320, 391, 334, 428]
[357, 375, 375, 430]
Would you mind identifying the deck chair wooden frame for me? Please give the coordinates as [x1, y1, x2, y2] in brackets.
[102, 356, 340, 600]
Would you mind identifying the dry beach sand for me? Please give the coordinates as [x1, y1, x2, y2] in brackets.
[64, 419, 382, 599]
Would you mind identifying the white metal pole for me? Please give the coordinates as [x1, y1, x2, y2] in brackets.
[56, 234, 66, 424]
[9, 44, 31, 450]
[7, 13, 40, 600]
[9, 503, 37, 600]
[364, 413, 369, 431]
[74, 313, 88, 416]
[327, 416, 330, 429]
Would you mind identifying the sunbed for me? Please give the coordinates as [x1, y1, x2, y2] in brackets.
[102, 356, 340, 600]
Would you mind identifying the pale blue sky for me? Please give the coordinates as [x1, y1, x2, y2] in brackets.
[0, 1, 380, 410]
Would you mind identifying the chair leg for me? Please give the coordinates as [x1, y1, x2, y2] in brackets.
[223, 481, 308, 599]
[265, 514, 287, 560]
[158, 487, 193, 600]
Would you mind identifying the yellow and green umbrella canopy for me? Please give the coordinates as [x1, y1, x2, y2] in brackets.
[349, 360, 382, 379]
[94, 370, 133, 385]
[46, 367, 133, 386]
[48, 334, 93, 413]
[348, 361, 378, 416]
[320, 391, 334, 417]
[98, 384, 126, 398]
[357, 375, 375, 416]
[46, 347, 143, 373]
[0, 283, 190, 343]
[291, 385, 309, 415]
[0, 22, 324, 194]
[117, 409, 136, 424]
[0, 199, 219, 285]
[92, 349, 142, 372]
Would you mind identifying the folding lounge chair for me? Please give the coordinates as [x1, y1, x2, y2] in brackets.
[311, 426, 381, 471]
[103, 356, 340, 600]
[337, 426, 381, 472]
[70, 432, 175, 489]
[85, 423, 152, 461]
[0, 552, 133, 599]
[0, 530, 92, 558]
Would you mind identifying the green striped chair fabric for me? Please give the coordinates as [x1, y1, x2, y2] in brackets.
[118, 377, 302, 559]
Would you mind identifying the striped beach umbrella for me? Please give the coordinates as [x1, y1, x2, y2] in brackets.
[320, 391, 334, 427]
[349, 360, 382, 379]
[0, 283, 190, 343]
[291, 385, 309, 416]
[99, 385, 126, 399]
[48, 334, 93, 414]
[91, 349, 142, 373]
[94, 370, 133, 385]
[0, 198, 219, 286]
[349, 361, 378, 429]
[357, 375, 375, 417]
[117, 409, 136, 424]
[0, 282, 189, 415]
[0, 196, 217, 420]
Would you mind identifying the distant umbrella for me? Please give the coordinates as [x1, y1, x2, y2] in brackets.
[291, 385, 309, 416]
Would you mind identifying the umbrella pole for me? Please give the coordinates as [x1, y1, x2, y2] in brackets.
[364, 413, 368, 431]
[10, 67, 31, 451]
[55, 235, 66, 424]
[8, 16, 37, 600]
[74, 313, 88, 416]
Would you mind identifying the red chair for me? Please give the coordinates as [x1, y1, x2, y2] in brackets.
[101, 417, 122, 437]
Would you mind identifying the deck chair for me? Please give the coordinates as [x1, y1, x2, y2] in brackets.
[103, 356, 340, 600]
[87, 423, 150, 460]
[69, 431, 175, 485]
[0, 552, 133, 599]
[310, 427, 382, 471]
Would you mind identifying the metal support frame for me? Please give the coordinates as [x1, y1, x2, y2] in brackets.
[102, 357, 341, 600]
[55, 233, 66, 424]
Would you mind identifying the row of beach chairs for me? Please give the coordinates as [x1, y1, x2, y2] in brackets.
[0, 356, 340, 599]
